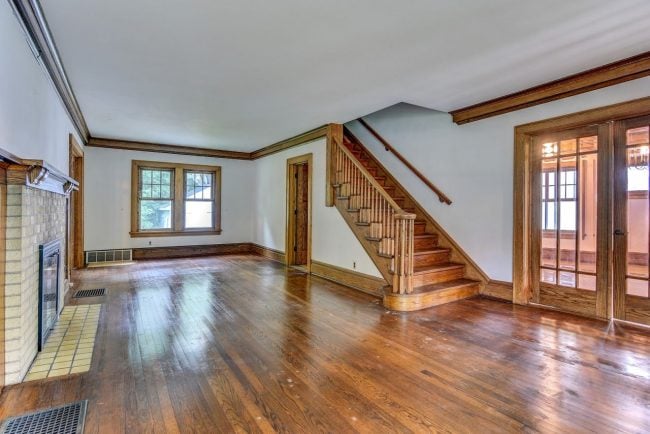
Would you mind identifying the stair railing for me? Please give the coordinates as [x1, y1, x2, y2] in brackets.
[332, 139, 416, 294]
[358, 118, 452, 205]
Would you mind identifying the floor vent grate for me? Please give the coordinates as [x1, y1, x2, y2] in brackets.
[73, 288, 106, 298]
[0, 400, 87, 434]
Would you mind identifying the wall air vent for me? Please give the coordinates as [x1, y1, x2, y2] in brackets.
[85, 249, 133, 266]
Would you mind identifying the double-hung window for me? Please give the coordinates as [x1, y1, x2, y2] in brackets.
[131, 160, 221, 237]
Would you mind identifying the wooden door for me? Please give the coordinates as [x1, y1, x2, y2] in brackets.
[613, 115, 650, 325]
[294, 163, 309, 265]
[531, 126, 609, 318]
[286, 154, 312, 269]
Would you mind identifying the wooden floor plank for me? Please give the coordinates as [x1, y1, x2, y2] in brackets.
[0, 254, 649, 433]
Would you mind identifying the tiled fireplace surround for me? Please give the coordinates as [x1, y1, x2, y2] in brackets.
[4, 185, 67, 385]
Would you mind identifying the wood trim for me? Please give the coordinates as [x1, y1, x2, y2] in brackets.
[513, 97, 650, 309]
[325, 124, 343, 206]
[451, 51, 650, 124]
[310, 260, 387, 297]
[250, 126, 329, 159]
[88, 137, 251, 160]
[285, 154, 312, 272]
[130, 160, 222, 237]
[69, 134, 84, 269]
[357, 118, 452, 205]
[250, 243, 286, 264]
[132, 243, 251, 260]
[6, 159, 78, 196]
[481, 280, 513, 302]
[8, 1, 89, 142]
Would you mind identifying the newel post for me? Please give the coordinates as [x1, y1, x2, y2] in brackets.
[392, 213, 416, 294]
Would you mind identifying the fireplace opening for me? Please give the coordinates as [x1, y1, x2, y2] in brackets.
[39, 239, 62, 350]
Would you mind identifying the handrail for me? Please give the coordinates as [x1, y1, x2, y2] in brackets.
[336, 141, 410, 215]
[357, 118, 453, 205]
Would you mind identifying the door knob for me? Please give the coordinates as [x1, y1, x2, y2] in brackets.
[614, 229, 625, 236]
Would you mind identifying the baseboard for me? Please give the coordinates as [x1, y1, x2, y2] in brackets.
[310, 260, 386, 297]
[132, 242, 252, 260]
[481, 280, 513, 302]
[250, 243, 286, 264]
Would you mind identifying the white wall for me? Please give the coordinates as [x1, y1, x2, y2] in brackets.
[0, 3, 81, 173]
[347, 76, 650, 282]
[84, 147, 254, 250]
[252, 138, 381, 278]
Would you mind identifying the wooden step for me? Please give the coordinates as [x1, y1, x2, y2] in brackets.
[414, 220, 426, 235]
[413, 247, 450, 267]
[383, 278, 479, 311]
[414, 233, 438, 250]
[412, 263, 465, 286]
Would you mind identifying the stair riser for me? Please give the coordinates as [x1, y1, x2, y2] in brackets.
[383, 283, 479, 312]
[413, 267, 465, 286]
[414, 224, 426, 235]
[414, 236, 438, 250]
[414, 251, 450, 267]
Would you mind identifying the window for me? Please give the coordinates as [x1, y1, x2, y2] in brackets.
[131, 161, 221, 237]
[541, 168, 577, 231]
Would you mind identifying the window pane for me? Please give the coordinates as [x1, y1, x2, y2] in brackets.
[140, 200, 172, 230]
[559, 271, 576, 288]
[578, 274, 596, 291]
[627, 278, 648, 297]
[579, 136, 598, 152]
[185, 201, 213, 228]
[560, 139, 576, 155]
[541, 269, 556, 284]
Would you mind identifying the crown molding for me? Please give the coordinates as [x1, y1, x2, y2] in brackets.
[87, 137, 252, 160]
[450, 51, 650, 125]
[9, 0, 90, 143]
[250, 125, 329, 159]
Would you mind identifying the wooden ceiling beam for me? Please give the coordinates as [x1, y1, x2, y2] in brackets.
[450, 51, 650, 125]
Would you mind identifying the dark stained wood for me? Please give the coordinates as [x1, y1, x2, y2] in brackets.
[450, 51, 650, 124]
[68, 134, 84, 270]
[357, 118, 452, 205]
[483, 280, 513, 301]
[132, 243, 252, 260]
[1, 255, 649, 432]
[294, 163, 309, 265]
[250, 243, 286, 264]
[88, 137, 251, 160]
[285, 154, 312, 270]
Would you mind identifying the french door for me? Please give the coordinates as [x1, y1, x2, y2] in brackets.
[614, 115, 650, 326]
[531, 126, 609, 318]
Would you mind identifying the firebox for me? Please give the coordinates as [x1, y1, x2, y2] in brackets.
[38, 239, 61, 350]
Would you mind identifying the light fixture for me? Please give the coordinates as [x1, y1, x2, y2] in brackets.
[628, 145, 649, 170]
[542, 142, 558, 158]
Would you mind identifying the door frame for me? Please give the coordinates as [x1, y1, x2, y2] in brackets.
[513, 96, 650, 319]
[68, 134, 84, 270]
[285, 154, 312, 271]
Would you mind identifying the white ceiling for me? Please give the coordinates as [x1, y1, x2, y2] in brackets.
[42, 0, 650, 151]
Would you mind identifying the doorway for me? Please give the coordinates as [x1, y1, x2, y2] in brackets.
[286, 154, 312, 271]
[514, 97, 650, 325]
[68, 134, 84, 273]
[614, 115, 650, 326]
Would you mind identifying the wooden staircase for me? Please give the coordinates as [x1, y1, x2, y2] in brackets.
[329, 126, 487, 311]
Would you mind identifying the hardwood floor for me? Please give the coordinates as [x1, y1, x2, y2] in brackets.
[1, 254, 649, 433]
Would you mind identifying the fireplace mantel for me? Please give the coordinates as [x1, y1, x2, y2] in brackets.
[5, 158, 78, 196]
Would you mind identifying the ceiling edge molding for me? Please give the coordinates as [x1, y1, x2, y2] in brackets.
[86, 124, 338, 160]
[450, 51, 650, 125]
[9, 0, 90, 143]
[87, 137, 252, 160]
[250, 125, 330, 159]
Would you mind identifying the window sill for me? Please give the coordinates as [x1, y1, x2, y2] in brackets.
[130, 229, 222, 238]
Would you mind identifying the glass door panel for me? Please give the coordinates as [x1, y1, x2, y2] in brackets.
[533, 128, 601, 316]
[615, 118, 650, 325]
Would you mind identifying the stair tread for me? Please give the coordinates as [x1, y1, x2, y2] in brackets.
[413, 263, 464, 274]
[409, 278, 480, 295]
[413, 247, 450, 255]
[414, 233, 437, 239]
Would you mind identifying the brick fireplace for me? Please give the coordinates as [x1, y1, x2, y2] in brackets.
[3, 160, 76, 385]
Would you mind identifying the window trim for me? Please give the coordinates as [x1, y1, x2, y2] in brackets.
[130, 160, 221, 237]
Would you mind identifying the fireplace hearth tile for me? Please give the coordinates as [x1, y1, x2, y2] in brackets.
[23, 304, 101, 382]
